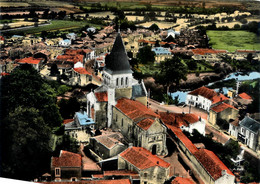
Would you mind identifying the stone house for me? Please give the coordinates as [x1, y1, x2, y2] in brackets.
[16, 57, 44, 71]
[118, 146, 170, 184]
[113, 98, 168, 156]
[22, 36, 42, 46]
[229, 116, 260, 151]
[185, 86, 229, 112]
[51, 150, 82, 181]
[159, 112, 206, 136]
[152, 47, 172, 63]
[89, 132, 126, 160]
[208, 102, 239, 126]
[191, 48, 227, 63]
[71, 67, 92, 86]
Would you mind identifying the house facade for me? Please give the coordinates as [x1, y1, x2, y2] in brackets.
[71, 67, 92, 86]
[51, 150, 82, 181]
[208, 102, 239, 126]
[118, 147, 170, 184]
[185, 86, 228, 111]
[229, 116, 260, 151]
[152, 47, 172, 63]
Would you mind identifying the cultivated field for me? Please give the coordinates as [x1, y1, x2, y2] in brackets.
[207, 30, 260, 52]
[4, 20, 101, 35]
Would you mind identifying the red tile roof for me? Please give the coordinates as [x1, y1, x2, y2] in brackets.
[52, 150, 81, 167]
[1, 72, 10, 76]
[57, 55, 84, 64]
[63, 119, 74, 124]
[104, 170, 139, 179]
[167, 125, 198, 154]
[238, 92, 252, 100]
[192, 48, 227, 55]
[211, 103, 238, 113]
[115, 98, 159, 122]
[188, 86, 228, 104]
[17, 57, 42, 65]
[0, 36, 4, 41]
[171, 177, 195, 184]
[120, 147, 170, 170]
[41, 179, 131, 184]
[236, 50, 256, 53]
[159, 112, 199, 128]
[74, 67, 91, 75]
[95, 92, 108, 102]
[194, 149, 234, 180]
[136, 118, 155, 130]
[230, 118, 239, 127]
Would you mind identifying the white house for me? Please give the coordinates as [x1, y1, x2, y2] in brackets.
[185, 86, 229, 111]
[152, 47, 172, 63]
[66, 33, 77, 40]
[59, 39, 71, 47]
[159, 112, 206, 136]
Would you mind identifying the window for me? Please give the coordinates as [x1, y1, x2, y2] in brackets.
[126, 77, 128, 86]
[116, 78, 119, 86]
[121, 119, 124, 127]
[251, 133, 254, 139]
[144, 173, 148, 178]
[55, 168, 61, 177]
[121, 78, 123, 86]
[116, 114, 118, 122]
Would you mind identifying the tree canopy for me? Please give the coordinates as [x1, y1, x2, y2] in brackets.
[136, 46, 155, 64]
[156, 56, 188, 93]
[1, 64, 63, 180]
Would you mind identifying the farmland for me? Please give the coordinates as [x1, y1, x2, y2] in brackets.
[207, 30, 260, 52]
[4, 20, 102, 35]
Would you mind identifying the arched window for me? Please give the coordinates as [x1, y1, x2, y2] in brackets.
[116, 78, 119, 86]
[121, 78, 123, 86]
[125, 77, 128, 86]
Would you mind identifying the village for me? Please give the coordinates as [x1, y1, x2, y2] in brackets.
[0, 1, 260, 184]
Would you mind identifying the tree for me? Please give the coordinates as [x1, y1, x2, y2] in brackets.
[136, 46, 155, 64]
[149, 23, 160, 32]
[156, 57, 188, 94]
[1, 107, 52, 180]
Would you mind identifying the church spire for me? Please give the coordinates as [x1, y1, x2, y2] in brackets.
[104, 32, 132, 74]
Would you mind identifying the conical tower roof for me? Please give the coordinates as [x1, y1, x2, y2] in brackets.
[105, 33, 132, 74]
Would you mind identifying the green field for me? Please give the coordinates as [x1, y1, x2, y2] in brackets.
[5, 20, 102, 35]
[207, 30, 260, 52]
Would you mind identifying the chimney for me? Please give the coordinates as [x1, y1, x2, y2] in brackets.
[128, 143, 133, 148]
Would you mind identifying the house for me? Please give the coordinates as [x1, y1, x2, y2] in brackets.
[229, 116, 260, 151]
[118, 146, 170, 184]
[71, 67, 92, 86]
[185, 86, 229, 111]
[113, 98, 168, 156]
[66, 33, 77, 40]
[16, 57, 43, 71]
[167, 29, 180, 38]
[89, 132, 126, 160]
[208, 102, 239, 126]
[64, 111, 95, 144]
[51, 150, 82, 181]
[59, 39, 71, 47]
[152, 47, 172, 63]
[191, 48, 227, 62]
[159, 112, 206, 136]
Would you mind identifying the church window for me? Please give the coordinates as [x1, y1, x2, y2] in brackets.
[116, 78, 119, 86]
[116, 114, 118, 122]
[126, 77, 128, 86]
[121, 78, 123, 86]
[121, 119, 124, 126]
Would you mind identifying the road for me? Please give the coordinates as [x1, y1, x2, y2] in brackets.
[148, 98, 229, 144]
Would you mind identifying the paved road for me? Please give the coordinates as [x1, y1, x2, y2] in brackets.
[148, 98, 229, 144]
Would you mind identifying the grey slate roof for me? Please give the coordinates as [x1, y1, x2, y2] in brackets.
[240, 116, 260, 133]
[104, 33, 132, 74]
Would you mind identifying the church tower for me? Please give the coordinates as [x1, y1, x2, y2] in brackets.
[103, 33, 133, 127]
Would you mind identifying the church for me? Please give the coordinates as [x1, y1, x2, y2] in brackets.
[86, 32, 168, 156]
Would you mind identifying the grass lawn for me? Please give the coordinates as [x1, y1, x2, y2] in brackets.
[138, 63, 161, 76]
[207, 30, 260, 52]
[5, 20, 102, 35]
